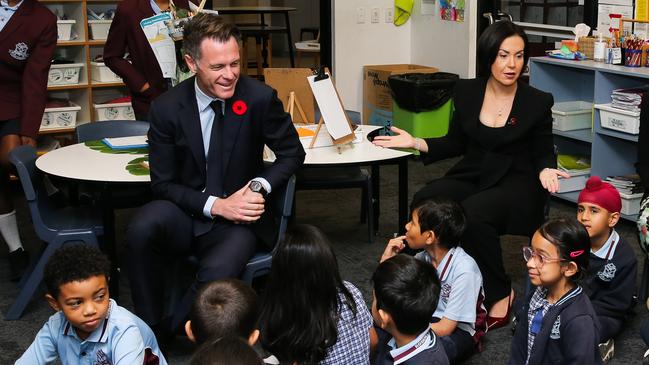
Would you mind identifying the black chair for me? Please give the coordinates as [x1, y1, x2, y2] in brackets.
[76, 120, 149, 142]
[296, 110, 374, 243]
[6, 146, 104, 320]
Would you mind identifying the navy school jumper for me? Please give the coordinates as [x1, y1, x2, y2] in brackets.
[508, 286, 602, 365]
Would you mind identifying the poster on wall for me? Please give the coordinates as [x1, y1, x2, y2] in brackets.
[439, 0, 464, 22]
[421, 0, 435, 15]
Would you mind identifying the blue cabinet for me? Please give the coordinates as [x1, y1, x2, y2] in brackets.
[530, 57, 645, 221]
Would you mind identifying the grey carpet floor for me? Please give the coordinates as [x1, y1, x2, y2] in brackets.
[0, 157, 646, 364]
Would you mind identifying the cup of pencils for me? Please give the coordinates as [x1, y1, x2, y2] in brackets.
[624, 37, 643, 67]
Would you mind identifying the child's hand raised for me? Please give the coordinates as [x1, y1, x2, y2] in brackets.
[380, 236, 406, 263]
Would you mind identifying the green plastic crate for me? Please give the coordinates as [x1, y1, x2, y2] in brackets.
[392, 99, 453, 153]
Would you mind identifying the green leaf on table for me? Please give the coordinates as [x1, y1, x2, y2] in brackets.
[84, 140, 148, 155]
[126, 156, 150, 176]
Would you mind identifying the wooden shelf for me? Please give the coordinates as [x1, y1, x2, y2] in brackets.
[57, 40, 86, 47]
[47, 83, 89, 91]
[41, 0, 128, 138]
[39, 127, 76, 135]
[91, 81, 126, 88]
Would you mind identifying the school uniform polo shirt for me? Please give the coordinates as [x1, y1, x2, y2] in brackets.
[0, 0, 22, 32]
[373, 328, 449, 365]
[16, 299, 167, 365]
[416, 247, 486, 337]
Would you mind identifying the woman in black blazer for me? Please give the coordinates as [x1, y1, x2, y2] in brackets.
[374, 21, 568, 331]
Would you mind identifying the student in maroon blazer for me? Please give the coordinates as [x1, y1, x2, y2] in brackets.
[0, 0, 56, 280]
[103, 0, 189, 120]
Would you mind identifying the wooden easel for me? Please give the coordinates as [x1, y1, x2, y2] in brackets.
[285, 91, 312, 125]
[306, 67, 355, 150]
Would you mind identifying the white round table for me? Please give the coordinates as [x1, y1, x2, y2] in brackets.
[37, 125, 413, 232]
[36, 142, 149, 183]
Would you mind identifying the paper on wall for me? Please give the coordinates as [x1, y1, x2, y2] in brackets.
[597, 4, 633, 36]
[140, 13, 177, 79]
[421, 0, 435, 15]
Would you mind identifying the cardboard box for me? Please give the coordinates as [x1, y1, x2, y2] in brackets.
[263, 68, 315, 124]
[362, 64, 438, 127]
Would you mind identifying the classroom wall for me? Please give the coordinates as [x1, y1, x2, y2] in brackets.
[332, 0, 477, 112]
[410, 0, 477, 79]
[332, 0, 411, 112]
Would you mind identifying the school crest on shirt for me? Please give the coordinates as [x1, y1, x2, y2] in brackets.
[93, 349, 111, 365]
[550, 316, 561, 339]
[440, 283, 451, 305]
[8, 42, 29, 60]
[597, 262, 617, 282]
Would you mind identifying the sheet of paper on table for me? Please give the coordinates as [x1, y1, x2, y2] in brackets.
[102, 135, 148, 150]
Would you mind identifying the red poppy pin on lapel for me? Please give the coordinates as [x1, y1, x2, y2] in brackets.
[232, 100, 247, 116]
[506, 117, 518, 126]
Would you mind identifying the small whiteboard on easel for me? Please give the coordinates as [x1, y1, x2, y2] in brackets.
[307, 71, 355, 145]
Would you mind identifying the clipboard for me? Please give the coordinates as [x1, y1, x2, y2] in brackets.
[306, 67, 355, 147]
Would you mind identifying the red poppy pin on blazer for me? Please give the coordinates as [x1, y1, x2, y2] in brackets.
[232, 100, 247, 116]
[506, 117, 518, 126]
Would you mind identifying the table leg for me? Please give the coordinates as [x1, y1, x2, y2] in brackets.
[371, 164, 380, 233]
[100, 185, 119, 300]
[398, 157, 408, 234]
[284, 11, 295, 67]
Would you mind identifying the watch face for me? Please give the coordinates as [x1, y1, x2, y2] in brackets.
[250, 181, 262, 192]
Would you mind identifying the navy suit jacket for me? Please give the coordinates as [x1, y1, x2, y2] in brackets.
[147, 75, 305, 244]
[0, 0, 56, 138]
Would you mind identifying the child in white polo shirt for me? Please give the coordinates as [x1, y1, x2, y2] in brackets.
[381, 197, 487, 363]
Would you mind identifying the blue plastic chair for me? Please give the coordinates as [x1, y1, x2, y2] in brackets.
[76, 120, 149, 142]
[241, 174, 296, 283]
[6, 146, 104, 320]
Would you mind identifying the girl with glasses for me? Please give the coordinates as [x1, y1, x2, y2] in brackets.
[509, 218, 601, 365]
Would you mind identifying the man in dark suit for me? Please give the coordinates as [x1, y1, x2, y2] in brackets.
[104, 0, 190, 120]
[125, 14, 305, 338]
[0, 0, 56, 280]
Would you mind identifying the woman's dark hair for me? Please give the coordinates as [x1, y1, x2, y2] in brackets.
[537, 217, 591, 283]
[372, 254, 440, 335]
[258, 224, 357, 364]
[477, 20, 529, 77]
[189, 336, 262, 365]
[411, 197, 466, 249]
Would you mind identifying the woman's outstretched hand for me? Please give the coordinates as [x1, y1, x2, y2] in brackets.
[372, 126, 426, 152]
[539, 168, 571, 193]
